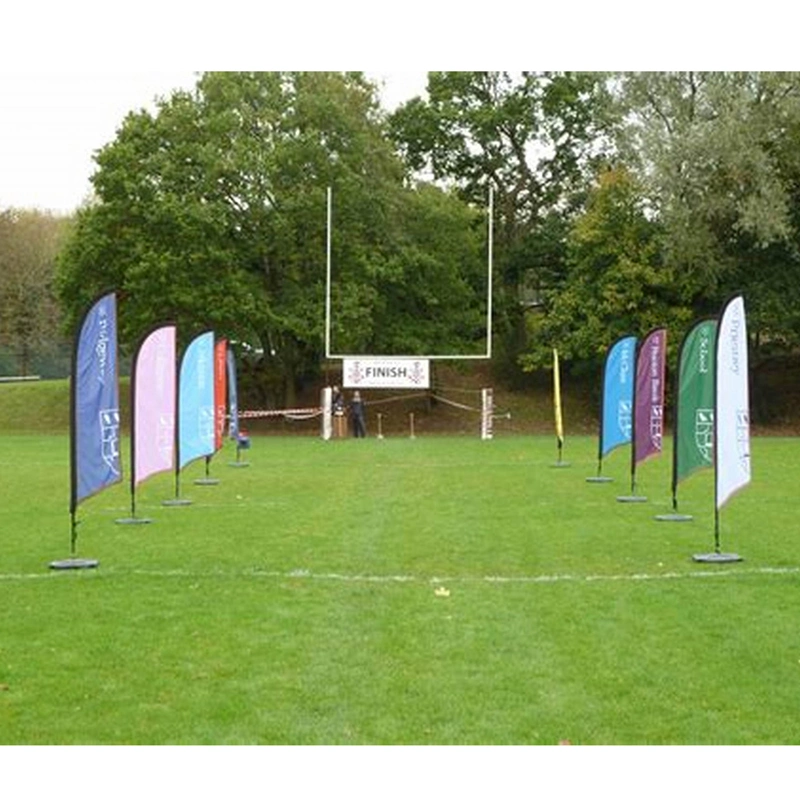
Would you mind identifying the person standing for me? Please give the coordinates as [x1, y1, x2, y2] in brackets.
[350, 390, 367, 438]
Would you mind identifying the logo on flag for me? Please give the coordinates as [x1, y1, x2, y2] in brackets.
[199, 406, 215, 440]
[100, 408, 121, 473]
[618, 399, 632, 439]
[694, 408, 714, 463]
[737, 409, 751, 470]
[650, 404, 663, 450]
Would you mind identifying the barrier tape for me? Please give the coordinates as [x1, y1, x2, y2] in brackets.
[429, 393, 481, 413]
[239, 408, 322, 420]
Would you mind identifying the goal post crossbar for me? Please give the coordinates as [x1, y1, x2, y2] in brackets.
[324, 186, 494, 361]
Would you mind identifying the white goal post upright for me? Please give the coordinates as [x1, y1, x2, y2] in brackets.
[321, 386, 332, 441]
[324, 185, 494, 361]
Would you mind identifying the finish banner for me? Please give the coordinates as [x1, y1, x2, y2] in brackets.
[715, 295, 751, 510]
[71, 291, 122, 511]
[674, 318, 716, 489]
[178, 331, 215, 470]
[132, 324, 176, 488]
[600, 335, 637, 458]
[634, 327, 667, 466]
[343, 358, 430, 389]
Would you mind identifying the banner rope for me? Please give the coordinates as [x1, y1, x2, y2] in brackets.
[429, 393, 482, 413]
[239, 407, 321, 420]
[362, 392, 428, 408]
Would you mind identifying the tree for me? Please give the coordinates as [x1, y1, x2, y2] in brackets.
[56, 72, 486, 406]
[388, 71, 616, 376]
[615, 71, 800, 351]
[520, 167, 693, 374]
[0, 208, 68, 375]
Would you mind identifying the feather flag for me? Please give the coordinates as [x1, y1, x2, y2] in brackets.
[598, 335, 637, 463]
[71, 291, 121, 513]
[65, 290, 121, 561]
[214, 338, 228, 452]
[133, 324, 176, 489]
[633, 327, 667, 467]
[226, 345, 239, 441]
[178, 331, 215, 471]
[672, 318, 716, 509]
[553, 348, 564, 450]
[715, 295, 751, 510]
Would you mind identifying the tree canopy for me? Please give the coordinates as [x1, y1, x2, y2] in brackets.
[56, 71, 488, 404]
[0, 208, 67, 375]
[48, 70, 800, 404]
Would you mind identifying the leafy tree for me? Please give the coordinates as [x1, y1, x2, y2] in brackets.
[615, 71, 800, 352]
[388, 71, 616, 376]
[0, 208, 68, 375]
[520, 167, 693, 374]
[56, 72, 486, 406]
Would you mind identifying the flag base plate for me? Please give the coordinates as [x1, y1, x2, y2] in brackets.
[115, 517, 153, 525]
[194, 478, 220, 485]
[228, 462, 250, 468]
[692, 552, 743, 563]
[655, 513, 693, 522]
[49, 558, 99, 570]
[551, 462, 571, 468]
[617, 495, 647, 503]
[586, 476, 613, 483]
[162, 498, 192, 506]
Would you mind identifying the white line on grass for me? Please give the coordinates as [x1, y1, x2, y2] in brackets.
[2, 565, 798, 584]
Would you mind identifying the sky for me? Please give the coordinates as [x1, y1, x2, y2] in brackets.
[0, 70, 428, 215]
[1, 1, 789, 218]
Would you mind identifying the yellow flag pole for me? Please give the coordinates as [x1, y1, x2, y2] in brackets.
[552, 348, 569, 467]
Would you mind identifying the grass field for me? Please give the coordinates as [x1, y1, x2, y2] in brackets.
[1, 428, 799, 747]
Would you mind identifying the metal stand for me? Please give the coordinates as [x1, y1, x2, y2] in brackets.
[551, 441, 570, 468]
[115, 496, 152, 524]
[163, 473, 192, 506]
[587, 457, 612, 482]
[618, 475, 647, 502]
[693, 512, 743, 562]
[229, 435, 251, 467]
[50, 514, 99, 569]
[195, 455, 220, 485]
[693, 552, 742, 563]
[655, 513, 693, 522]
[49, 558, 99, 570]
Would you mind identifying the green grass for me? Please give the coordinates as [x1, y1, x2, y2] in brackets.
[1, 432, 799, 744]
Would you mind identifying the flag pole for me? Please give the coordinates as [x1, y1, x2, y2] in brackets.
[163, 337, 191, 506]
[693, 295, 745, 563]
